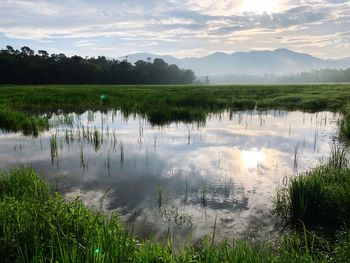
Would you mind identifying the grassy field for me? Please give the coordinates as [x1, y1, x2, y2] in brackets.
[0, 84, 350, 136]
[1, 167, 350, 263]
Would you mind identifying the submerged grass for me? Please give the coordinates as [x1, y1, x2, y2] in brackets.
[1, 167, 350, 262]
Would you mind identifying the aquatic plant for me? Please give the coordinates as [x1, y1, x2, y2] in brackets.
[50, 134, 58, 164]
[329, 142, 348, 169]
[119, 141, 124, 164]
[80, 145, 86, 170]
[93, 129, 102, 152]
[341, 114, 350, 140]
[184, 182, 189, 205]
[0, 107, 48, 136]
[157, 187, 164, 209]
[2, 84, 349, 136]
[293, 143, 300, 170]
[275, 148, 350, 229]
[201, 179, 208, 207]
[106, 151, 111, 175]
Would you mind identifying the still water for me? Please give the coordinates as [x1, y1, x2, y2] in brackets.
[0, 110, 339, 244]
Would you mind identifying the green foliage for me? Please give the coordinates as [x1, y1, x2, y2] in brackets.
[0, 107, 48, 136]
[0, 167, 135, 262]
[1, 167, 350, 262]
[275, 163, 350, 229]
[0, 167, 49, 201]
[341, 114, 350, 140]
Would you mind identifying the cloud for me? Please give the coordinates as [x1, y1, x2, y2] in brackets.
[0, 0, 349, 58]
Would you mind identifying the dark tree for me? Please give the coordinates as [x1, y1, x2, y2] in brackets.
[0, 46, 196, 85]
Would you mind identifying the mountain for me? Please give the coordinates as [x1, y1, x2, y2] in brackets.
[120, 49, 350, 77]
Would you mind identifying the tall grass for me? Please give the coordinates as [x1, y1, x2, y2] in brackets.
[49, 134, 58, 164]
[293, 143, 300, 170]
[0, 107, 48, 136]
[275, 144, 350, 229]
[1, 167, 350, 262]
[329, 142, 348, 168]
[200, 178, 208, 207]
[341, 114, 350, 140]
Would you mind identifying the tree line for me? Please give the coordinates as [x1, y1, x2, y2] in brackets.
[0, 46, 196, 85]
[209, 68, 350, 84]
[278, 68, 350, 83]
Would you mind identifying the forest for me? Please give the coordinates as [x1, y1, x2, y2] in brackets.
[0, 46, 196, 85]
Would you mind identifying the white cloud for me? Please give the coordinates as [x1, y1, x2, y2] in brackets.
[0, 0, 349, 58]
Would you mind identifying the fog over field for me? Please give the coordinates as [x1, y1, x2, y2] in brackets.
[122, 49, 350, 76]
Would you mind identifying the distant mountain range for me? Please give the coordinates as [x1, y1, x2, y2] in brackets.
[120, 49, 350, 77]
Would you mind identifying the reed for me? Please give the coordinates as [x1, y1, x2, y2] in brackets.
[201, 179, 208, 206]
[80, 145, 86, 170]
[275, 146, 350, 229]
[119, 141, 124, 164]
[50, 134, 58, 163]
[293, 143, 300, 170]
[93, 129, 102, 152]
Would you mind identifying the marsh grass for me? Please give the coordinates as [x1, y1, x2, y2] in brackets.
[1, 167, 350, 262]
[200, 179, 208, 207]
[119, 141, 125, 164]
[157, 187, 164, 209]
[0, 107, 48, 136]
[183, 182, 189, 205]
[1, 84, 350, 261]
[341, 114, 350, 141]
[93, 129, 102, 152]
[80, 145, 86, 170]
[329, 142, 348, 169]
[49, 134, 58, 164]
[106, 151, 111, 175]
[275, 143, 350, 230]
[1, 84, 350, 139]
[293, 143, 300, 170]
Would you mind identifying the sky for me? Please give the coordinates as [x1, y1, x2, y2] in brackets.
[0, 0, 349, 59]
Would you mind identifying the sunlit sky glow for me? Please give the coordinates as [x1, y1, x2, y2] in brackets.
[241, 149, 265, 169]
[0, 0, 349, 58]
[240, 0, 281, 14]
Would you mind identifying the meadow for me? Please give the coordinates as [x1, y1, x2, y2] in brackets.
[0, 84, 350, 262]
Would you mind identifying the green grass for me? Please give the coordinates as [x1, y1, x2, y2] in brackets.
[0, 84, 350, 137]
[0, 106, 48, 136]
[276, 166, 350, 228]
[341, 114, 350, 140]
[1, 167, 349, 262]
[275, 143, 349, 231]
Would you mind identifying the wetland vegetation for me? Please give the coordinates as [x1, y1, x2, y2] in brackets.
[1, 84, 350, 137]
[0, 84, 350, 262]
[1, 164, 350, 262]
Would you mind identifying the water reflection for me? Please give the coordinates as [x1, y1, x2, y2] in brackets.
[0, 110, 339, 243]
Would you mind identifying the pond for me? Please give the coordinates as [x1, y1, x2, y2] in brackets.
[0, 110, 340, 244]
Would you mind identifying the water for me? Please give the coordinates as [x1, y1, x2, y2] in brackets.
[0, 110, 339, 244]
